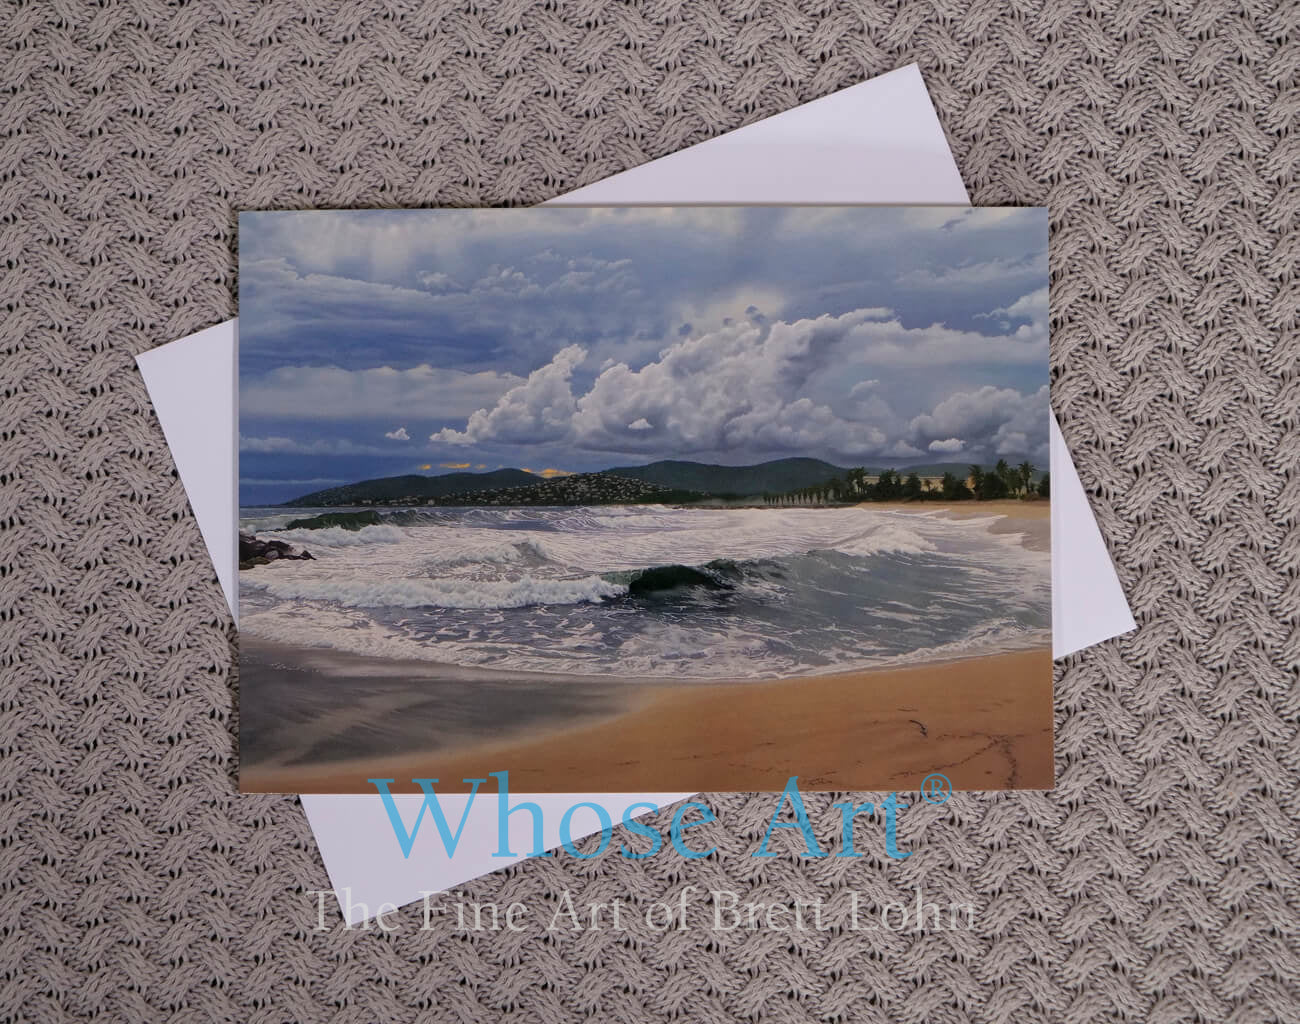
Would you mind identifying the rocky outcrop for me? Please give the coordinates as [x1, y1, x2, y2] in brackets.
[239, 532, 314, 570]
[283, 509, 383, 531]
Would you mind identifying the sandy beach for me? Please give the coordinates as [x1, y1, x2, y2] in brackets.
[241, 646, 1053, 794]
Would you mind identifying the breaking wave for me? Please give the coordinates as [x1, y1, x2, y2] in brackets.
[243, 573, 627, 610]
[238, 503, 1051, 678]
[272, 524, 407, 547]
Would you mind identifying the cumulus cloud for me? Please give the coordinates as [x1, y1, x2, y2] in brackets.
[569, 309, 900, 456]
[432, 344, 586, 445]
[241, 364, 523, 421]
[989, 286, 1048, 320]
[384, 427, 410, 441]
[910, 384, 1049, 459]
[428, 300, 1051, 462]
[973, 286, 1049, 334]
[833, 309, 1046, 369]
[433, 309, 908, 459]
[418, 271, 459, 291]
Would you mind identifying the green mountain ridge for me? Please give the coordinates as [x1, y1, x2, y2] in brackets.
[285, 459, 857, 506]
[283, 458, 1044, 507]
[286, 468, 537, 506]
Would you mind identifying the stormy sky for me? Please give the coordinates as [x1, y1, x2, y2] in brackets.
[238, 207, 1048, 506]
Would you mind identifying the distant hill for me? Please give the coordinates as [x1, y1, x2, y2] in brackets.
[606, 458, 855, 495]
[286, 468, 536, 506]
[286, 459, 856, 507]
[284, 457, 1045, 508]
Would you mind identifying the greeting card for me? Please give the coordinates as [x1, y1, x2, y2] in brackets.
[236, 206, 1051, 793]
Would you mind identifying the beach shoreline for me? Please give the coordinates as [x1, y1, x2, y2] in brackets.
[240, 645, 1053, 794]
[855, 499, 1050, 551]
[239, 499, 1053, 794]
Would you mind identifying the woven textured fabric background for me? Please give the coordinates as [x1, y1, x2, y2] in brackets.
[2, 1, 1298, 1021]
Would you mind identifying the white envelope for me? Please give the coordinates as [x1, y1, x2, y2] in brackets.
[137, 63, 1134, 925]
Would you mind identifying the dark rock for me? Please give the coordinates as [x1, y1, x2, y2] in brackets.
[284, 509, 383, 531]
[239, 530, 313, 570]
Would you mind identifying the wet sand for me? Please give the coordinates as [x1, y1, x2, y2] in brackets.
[241, 646, 1053, 794]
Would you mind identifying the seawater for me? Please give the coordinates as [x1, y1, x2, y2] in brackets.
[237, 504, 1050, 680]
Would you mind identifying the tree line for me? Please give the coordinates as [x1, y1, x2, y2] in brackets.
[761, 460, 1050, 506]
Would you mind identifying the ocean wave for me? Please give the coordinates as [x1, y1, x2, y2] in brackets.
[857, 618, 1049, 671]
[242, 573, 627, 610]
[833, 522, 936, 556]
[273, 524, 408, 547]
[236, 503, 1051, 678]
[240, 514, 299, 533]
[423, 537, 553, 568]
[382, 506, 556, 530]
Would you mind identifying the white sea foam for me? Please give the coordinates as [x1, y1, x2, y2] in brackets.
[833, 522, 936, 557]
[530, 506, 944, 573]
[273, 524, 407, 547]
[242, 573, 627, 610]
[240, 513, 297, 533]
[239, 603, 458, 663]
[421, 537, 552, 567]
[859, 618, 1050, 671]
[263, 506, 981, 577]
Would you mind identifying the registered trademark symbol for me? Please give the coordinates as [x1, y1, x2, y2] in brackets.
[920, 773, 951, 804]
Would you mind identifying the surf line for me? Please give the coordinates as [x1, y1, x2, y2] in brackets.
[368, 772, 911, 862]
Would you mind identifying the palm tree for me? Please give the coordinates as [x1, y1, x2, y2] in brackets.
[941, 471, 972, 501]
[1018, 461, 1035, 496]
[968, 464, 985, 500]
[994, 459, 1011, 493]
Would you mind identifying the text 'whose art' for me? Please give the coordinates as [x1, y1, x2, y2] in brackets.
[369, 772, 912, 861]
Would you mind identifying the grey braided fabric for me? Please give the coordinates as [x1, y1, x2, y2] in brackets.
[2, 1, 1298, 1021]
